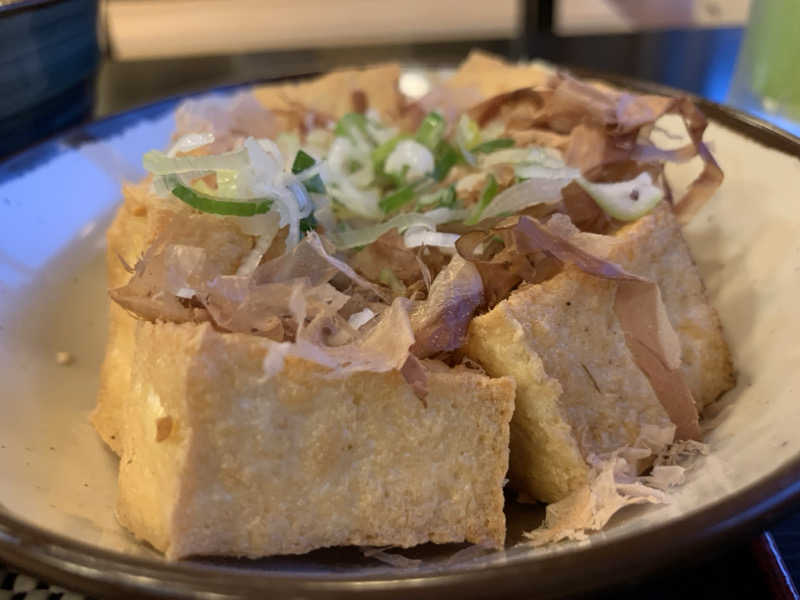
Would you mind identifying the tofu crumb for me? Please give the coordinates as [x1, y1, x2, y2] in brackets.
[55, 351, 73, 366]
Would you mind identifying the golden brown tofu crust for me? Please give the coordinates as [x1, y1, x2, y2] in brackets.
[467, 271, 673, 503]
[93, 182, 171, 454]
[95, 171, 516, 558]
[116, 321, 515, 558]
[608, 203, 735, 409]
[466, 202, 734, 503]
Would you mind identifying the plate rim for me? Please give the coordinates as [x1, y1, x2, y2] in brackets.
[2, 69, 800, 599]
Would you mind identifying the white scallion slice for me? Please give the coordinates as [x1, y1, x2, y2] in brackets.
[143, 147, 249, 174]
[456, 114, 480, 150]
[480, 177, 568, 219]
[455, 114, 481, 166]
[403, 227, 460, 249]
[332, 208, 467, 249]
[577, 172, 663, 221]
[385, 139, 434, 181]
[167, 132, 215, 157]
[513, 163, 580, 181]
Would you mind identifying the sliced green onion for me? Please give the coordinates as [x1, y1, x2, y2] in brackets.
[432, 140, 463, 181]
[385, 164, 410, 190]
[515, 163, 580, 181]
[346, 158, 363, 173]
[213, 169, 241, 197]
[334, 113, 370, 143]
[472, 138, 515, 154]
[464, 174, 499, 225]
[415, 112, 446, 150]
[291, 149, 315, 171]
[577, 173, 663, 221]
[191, 174, 240, 198]
[371, 134, 409, 171]
[455, 114, 481, 151]
[170, 181, 273, 216]
[299, 212, 318, 234]
[332, 207, 467, 249]
[437, 185, 458, 208]
[379, 184, 416, 213]
[481, 177, 566, 219]
[143, 148, 249, 175]
[417, 185, 457, 209]
[291, 149, 326, 194]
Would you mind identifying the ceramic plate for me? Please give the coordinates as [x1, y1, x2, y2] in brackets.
[2, 73, 800, 599]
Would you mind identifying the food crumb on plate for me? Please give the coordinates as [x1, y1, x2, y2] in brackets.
[55, 351, 73, 366]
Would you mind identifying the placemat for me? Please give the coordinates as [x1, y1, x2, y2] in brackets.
[0, 562, 86, 600]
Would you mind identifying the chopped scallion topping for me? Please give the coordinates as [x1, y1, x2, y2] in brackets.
[464, 174, 498, 225]
[291, 149, 326, 194]
[371, 134, 408, 172]
[577, 172, 663, 221]
[334, 113, 371, 143]
[417, 184, 458, 209]
[415, 112, 446, 150]
[455, 114, 481, 151]
[379, 184, 416, 213]
[432, 140, 463, 181]
[472, 138, 515, 154]
[437, 185, 458, 208]
[170, 181, 273, 216]
[299, 212, 318, 233]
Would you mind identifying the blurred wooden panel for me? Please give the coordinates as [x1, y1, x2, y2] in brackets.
[555, 0, 751, 35]
[107, 0, 520, 60]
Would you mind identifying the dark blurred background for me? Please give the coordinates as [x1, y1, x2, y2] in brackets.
[95, 0, 750, 114]
[1, 0, 778, 157]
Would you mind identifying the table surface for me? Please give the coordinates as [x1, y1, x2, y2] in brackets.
[6, 26, 800, 599]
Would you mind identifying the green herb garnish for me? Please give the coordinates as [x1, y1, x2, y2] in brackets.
[455, 114, 481, 150]
[432, 140, 463, 181]
[437, 185, 459, 208]
[291, 150, 326, 194]
[471, 138, 515, 154]
[334, 112, 370, 143]
[371, 134, 408, 172]
[379, 185, 416, 213]
[415, 112, 446, 149]
[299, 212, 318, 234]
[464, 174, 498, 225]
[417, 184, 458, 209]
[170, 181, 273, 216]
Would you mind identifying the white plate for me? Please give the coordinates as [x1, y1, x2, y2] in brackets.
[1, 82, 800, 598]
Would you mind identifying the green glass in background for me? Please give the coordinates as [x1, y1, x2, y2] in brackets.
[728, 0, 800, 125]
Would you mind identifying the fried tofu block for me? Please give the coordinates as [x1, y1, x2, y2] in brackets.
[467, 271, 671, 503]
[609, 203, 735, 409]
[95, 182, 515, 558]
[445, 50, 554, 98]
[466, 203, 734, 503]
[253, 63, 404, 119]
[92, 184, 253, 454]
[93, 183, 171, 455]
[116, 320, 514, 558]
